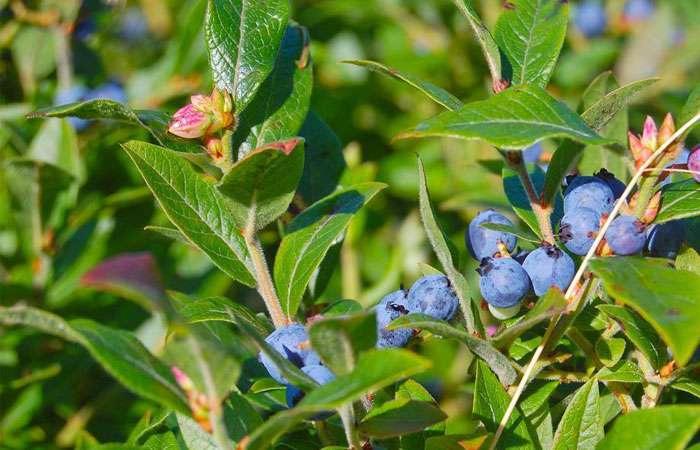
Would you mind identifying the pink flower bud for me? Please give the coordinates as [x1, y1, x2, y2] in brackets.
[641, 115, 657, 150]
[171, 366, 194, 391]
[190, 94, 213, 112]
[168, 104, 212, 139]
[204, 136, 224, 160]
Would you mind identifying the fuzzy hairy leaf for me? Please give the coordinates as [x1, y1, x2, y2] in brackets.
[123, 141, 255, 286]
[655, 178, 700, 224]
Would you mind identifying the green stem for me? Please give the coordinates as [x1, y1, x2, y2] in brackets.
[245, 236, 287, 328]
[505, 152, 554, 243]
[339, 406, 361, 449]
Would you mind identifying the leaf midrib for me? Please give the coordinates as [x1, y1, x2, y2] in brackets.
[128, 149, 252, 274]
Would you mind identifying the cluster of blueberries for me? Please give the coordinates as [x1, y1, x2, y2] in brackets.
[258, 274, 461, 408]
[559, 169, 684, 258]
[466, 166, 687, 319]
[467, 210, 575, 319]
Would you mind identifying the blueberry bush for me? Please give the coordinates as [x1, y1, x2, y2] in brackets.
[2, 0, 700, 449]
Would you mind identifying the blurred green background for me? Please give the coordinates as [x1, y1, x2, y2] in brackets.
[1, 0, 700, 447]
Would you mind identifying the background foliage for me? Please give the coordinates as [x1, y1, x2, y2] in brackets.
[1, 0, 700, 449]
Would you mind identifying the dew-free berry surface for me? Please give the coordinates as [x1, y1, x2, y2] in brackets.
[406, 275, 459, 321]
[375, 290, 413, 348]
[478, 257, 531, 308]
[563, 175, 615, 216]
[605, 215, 647, 255]
[466, 210, 517, 261]
[559, 207, 601, 255]
[522, 244, 576, 296]
[646, 221, 685, 259]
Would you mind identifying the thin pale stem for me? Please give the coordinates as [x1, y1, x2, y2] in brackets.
[488, 112, 700, 450]
[245, 235, 287, 329]
[505, 152, 554, 243]
[339, 406, 361, 449]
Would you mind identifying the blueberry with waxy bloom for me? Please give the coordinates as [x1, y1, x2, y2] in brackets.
[689, 145, 700, 183]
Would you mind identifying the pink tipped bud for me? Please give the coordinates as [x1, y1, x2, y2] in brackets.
[628, 131, 644, 160]
[658, 113, 676, 144]
[689, 145, 700, 183]
[641, 191, 661, 224]
[172, 366, 194, 391]
[168, 104, 212, 139]
[211, 89, 233, 114]
[205, 136, 224, 161]
[641, 115, 657, 150]
[190, 94, 213, 112]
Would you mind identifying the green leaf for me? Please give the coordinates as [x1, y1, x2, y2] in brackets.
[551, 380, 603, 450]
[492, 288, 566, 349]
[218, 138, 304, 231]
[344, 60, 463, 111]
[580, 77, 658, 130]
[596, 360, 644, 383]
[358, 399, 446, 438]
[205, 0, 289, 111]
[397, 85, 609, 150]
[145, 225, 190, 244]
[303, 349, 430, 408]
[451, 0, 503, 89]
[297, 111, 346, 204]
[308, 312, 376, 375]
[597, 305, 666, 370]
[388, 313, 517, 386]
[494, 0, 568, 87]
[597, 406, 700, 450]
[244, 349, 430, 450]
[176, 413, 220, 450]
[655, 178, 700, 224]
[123, 141, 255, 286]
[69, 319, 189, 413]
[480, 222, 540, 243]
[171, 294, 271, 337]
[473, 360, 536, 450]
[676, 246, 700, 275]
[0, 306, 189, 413]
[680, 83, 700, 127]
[30, 100, 203, 154]
[274, 182, 385, 316]
[234, 25, 313, 153]
[589, 257, 700, 366]
[669, 372, 700, 399]
[542, 77, 656, 205]
[595, 337, 625, 367]
[417, 156, 477, 333]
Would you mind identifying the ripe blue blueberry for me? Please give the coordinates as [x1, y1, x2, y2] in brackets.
[605, 215, 647, 255]
[259, 324, 321, 384]
[466, 210, 517, 261]
[376, 290, 413, 348]
[595, 169, 626, 199]
[559, 207, 601, 255]
[646, 221, 685, 259]
[285, 364, 335, 409]
[406, 275, 459, 321]
[563, 176, 615, 216]
[477, 257, 531, 308]
[574, 1, 607, 38]
[522, 244, 576, 296]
